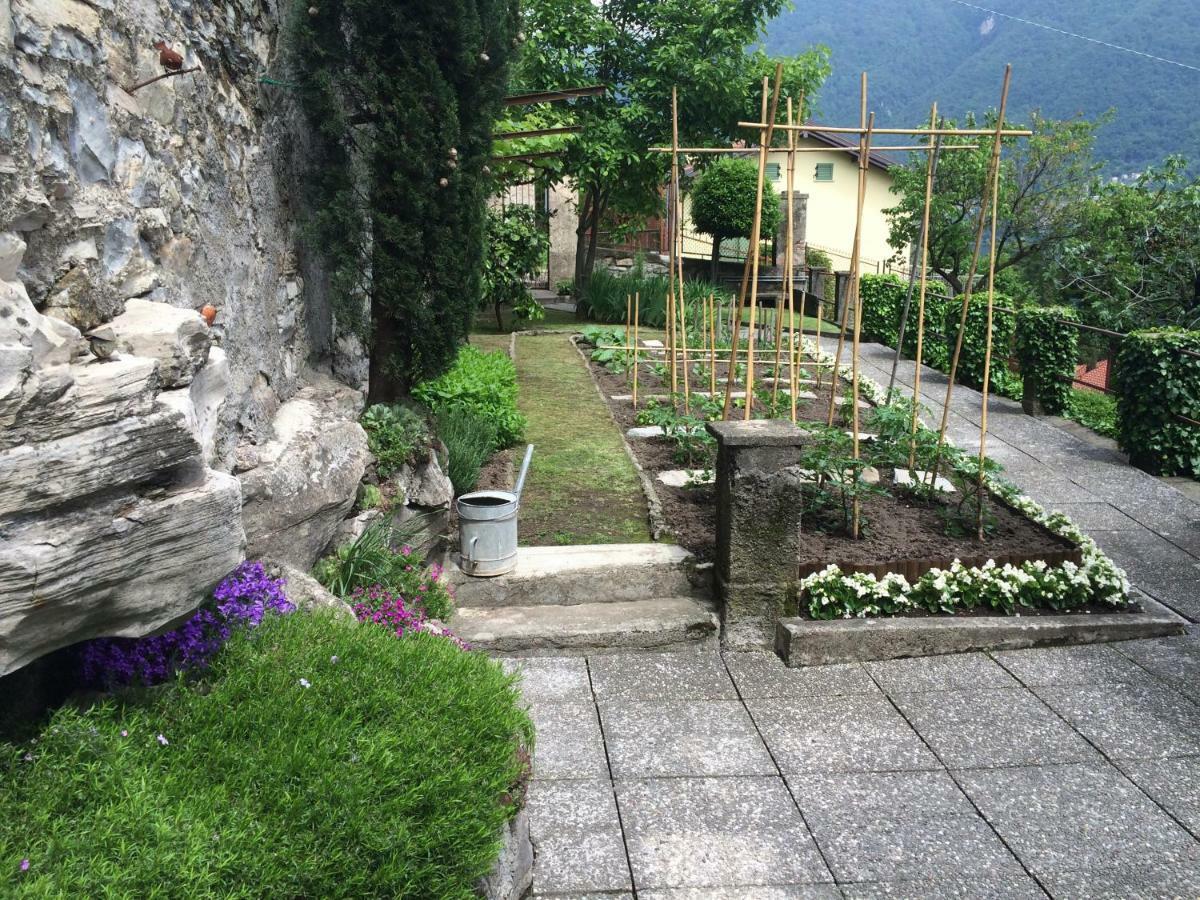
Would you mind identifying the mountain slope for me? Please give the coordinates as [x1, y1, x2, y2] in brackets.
[765, 0, 1200, 174]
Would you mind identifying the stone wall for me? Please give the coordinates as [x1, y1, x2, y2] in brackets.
[0, 0, 370, 675]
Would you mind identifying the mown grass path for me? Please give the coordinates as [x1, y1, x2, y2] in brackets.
[513, 334, 651, 546]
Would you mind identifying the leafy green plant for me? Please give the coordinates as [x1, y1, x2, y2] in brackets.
[483, 204, 549, 330]
[357, 483, 384, 511]
[634, 400, 714, 467]
[361, 404, 430, 478]
[2, 611, 531, 897]
[1015, 306, 1078, 415]
[436, 406, 499, 496]
[805, 247, 833, 270]
[313, 519, 452, 620]
[1115, 328, 1200, 476]
[690, 156, 783, 280]
[578, 267, 668, 327]
[580, 325, 631, 372]
[1066, 387, 1118, 439]
[414, 346, 525, 449]
[797, 425, 887, 537]
[555, 278, 574, 296]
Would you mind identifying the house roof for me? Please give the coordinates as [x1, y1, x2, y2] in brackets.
[794, 128, 900, 172]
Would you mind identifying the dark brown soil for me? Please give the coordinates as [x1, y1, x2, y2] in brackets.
[476, 448, 514, 492]
[586, 350, 1080, 579]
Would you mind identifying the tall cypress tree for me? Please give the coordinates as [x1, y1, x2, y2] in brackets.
[291, 0, 518, 401]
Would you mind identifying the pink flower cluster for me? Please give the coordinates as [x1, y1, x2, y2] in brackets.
[351, 585, 467, 650]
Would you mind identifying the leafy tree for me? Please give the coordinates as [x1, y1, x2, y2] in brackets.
[483, 204, 551, 330]
[1042, 156, 1200, 330]
[515, 0, 828, 289]
[690, 156, 783, 280]
[884, 111, 1104, 295]
[290, 0, 519, 402]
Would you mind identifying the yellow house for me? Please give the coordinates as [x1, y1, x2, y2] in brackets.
[681, 130, 906, 274]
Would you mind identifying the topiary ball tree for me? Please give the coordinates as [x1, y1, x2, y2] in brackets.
[689, 157, 783, 282]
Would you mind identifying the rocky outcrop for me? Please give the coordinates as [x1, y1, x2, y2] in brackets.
[0, 0, 369, 675]
[240, 375, 370, 569]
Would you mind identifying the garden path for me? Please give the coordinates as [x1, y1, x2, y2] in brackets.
[831, 338, 1200, 624]
[515, 640, 1200, 898]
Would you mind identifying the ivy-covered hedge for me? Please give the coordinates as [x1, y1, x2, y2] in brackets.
[858, 274, 907, 346]
[943, 297, 1020, 398]
[1115, 328, 1200, 476]
[1015, 306, 1078, 415]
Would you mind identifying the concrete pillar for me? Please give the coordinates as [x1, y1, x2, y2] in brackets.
[706, 419, 809, 648]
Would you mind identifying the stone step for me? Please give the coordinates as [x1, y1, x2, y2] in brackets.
[452, 597, 720, 655]
[449, 543, 700, 608]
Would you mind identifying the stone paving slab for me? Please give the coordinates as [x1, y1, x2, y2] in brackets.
[863, 651, 1019, 693]
[599, 700, 775, 778]
[1038, 863, 1200, 900]
[724, 652, 878, 699]
[955, 762, 1200, 878]
[746, 693, 941, 775]
[505, 657, 592, 704]
[839, 876, 1047, 899]
[528, 701, 610, 780]
[527, 779, 632, 896]
[615, 776, 833, 889]
[891, 687, 1102, 769]
[1035, 681, 1200, 760]
[990, 643, 1153, 686]
[1117, 756, 1200, 834]
[589, 652, 737, 701]
[639, 887, 842, 900]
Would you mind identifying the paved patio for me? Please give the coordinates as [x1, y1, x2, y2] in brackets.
[513, 639, 1200, 898]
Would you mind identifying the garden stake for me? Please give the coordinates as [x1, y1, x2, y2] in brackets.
[786, 96, 799, 423]
[632, 292, 640, 409]
[668, 86, 682, 400]
[826, 72, 868, 427]
[742, 64, 784, 421]
[909, 103, 940, 473]
[709, 293, 717, 395]
[849, 112, 876, 540]
[772, 300, 783, 408]
[932, 65, 1011, 478]
[723, 69, 782, 420]
[976, 106, 1005, 540]
[625, 293, 632, 380]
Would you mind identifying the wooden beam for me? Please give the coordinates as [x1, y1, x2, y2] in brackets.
[493, 125, 583, 140]
[503, 85, 606, 107]
[489, 150, 566, 163]
[738, 123, 1032, 137]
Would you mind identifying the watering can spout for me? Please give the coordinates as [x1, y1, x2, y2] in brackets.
[514, 444, 535, 499]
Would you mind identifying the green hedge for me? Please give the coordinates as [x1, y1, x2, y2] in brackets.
[858, 273, 906, 346]
[944, 296, 1019, 397]
[1115, 328, 1200, 476]
[414, 345, 525, 450]
[1, 612, 532, 897]
[1015, 306, 1078, 415]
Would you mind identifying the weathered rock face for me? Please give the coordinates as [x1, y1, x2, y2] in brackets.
[0, 0, 370, 675]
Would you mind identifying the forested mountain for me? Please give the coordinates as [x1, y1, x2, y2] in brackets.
[765, 0, 1200, 175]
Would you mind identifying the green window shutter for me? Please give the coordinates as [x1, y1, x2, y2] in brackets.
[814, 162, 834, 182]
[765, 163, 781, 181]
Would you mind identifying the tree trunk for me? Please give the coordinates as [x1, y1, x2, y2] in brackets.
[367, 293, 404, 405]
[574, 188, 598, 293]
[711, 237, 721, 283]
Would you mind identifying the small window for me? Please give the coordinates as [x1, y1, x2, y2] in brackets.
[765, 163, 781, 181]
[814, 162, 834, 182]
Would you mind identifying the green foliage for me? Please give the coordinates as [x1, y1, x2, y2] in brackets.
[580, 325, 631, 373]
[884, 111, 1102, 295]
[313, 519, 453, 619]
[690, 157, 784, 273]
[1015, 307, 1079, 415]
[289, 0, 519, 398]
[1043, 156, 1200, 331]
[944, 296, 1020, 398]
[357, 483, 384, 511]
[1115, 328, 1200, 477]
[484, 204, 550, 329]
[436, 406, 500, 496]
[805, 247, 833, 270]
[858, 273, 907, 346]
[1066, 388, 1119, 440]
[634, 400, 716, 467]
[578, 267, 669, 327]
[796, 425, 887, 537]
[414, 346, 525, 450]
[1, 612, 531, 897]
[361, 404, 430, 478]
[555, 279, 574, 296]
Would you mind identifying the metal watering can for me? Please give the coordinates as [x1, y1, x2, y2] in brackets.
[456, 444, 534, 577]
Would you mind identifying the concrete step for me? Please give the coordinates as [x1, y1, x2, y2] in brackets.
[449, 543, 701, 608]
[452, 597, 720, 655]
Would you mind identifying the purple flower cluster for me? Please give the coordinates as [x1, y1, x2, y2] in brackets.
[351, 585, 468, 650]
[80, 562, 293, 688]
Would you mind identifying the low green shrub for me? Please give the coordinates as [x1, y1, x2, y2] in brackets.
[578, 266, 668, 327]
[1066, 388, 1119, 439]
[436, 406, 499, 496]
[1015, 306, 1078, 415]
[858, 273, 907, 346]
[414, 345, 524, 449]
[805, 247, 833, 270]
[1115, 328, 1200, 476]
[361, 403, 430, 478]
[313, 520, 453, 620]
[944, 296, 1020, 398]
[1, 612, 531, 897]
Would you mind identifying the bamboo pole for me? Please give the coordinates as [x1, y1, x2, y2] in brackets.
[735, 123, 1032, 137]
[741, 65, 785, 421]
[849, 112, 876, 539]
[826, 72, 868, 427]
[673, 88, 690, 411]
[786, 97, 798, 423]
[813, 268, 826, 390]
[908, 104, 940, 472]
[708, 294, 717, 395]
[722, 73, 778, 419]
[976, 111, 1005, 539]
[632, 292, 640, 408]
[933, 67, 1012, 468]
[651, 144, 979, 154]
[625, 293, 633, 379]
[667, 89, 681, 398]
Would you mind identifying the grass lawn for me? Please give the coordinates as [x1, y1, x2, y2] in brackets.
[473, 306, 579, 335]
[738, 307, 842, 335]
[513, 334, 651, 546]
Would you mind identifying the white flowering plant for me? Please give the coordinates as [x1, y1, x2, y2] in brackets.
[796, 340, 1132, 620]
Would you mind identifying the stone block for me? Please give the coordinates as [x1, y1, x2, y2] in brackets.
[107, 298, 211, 388]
